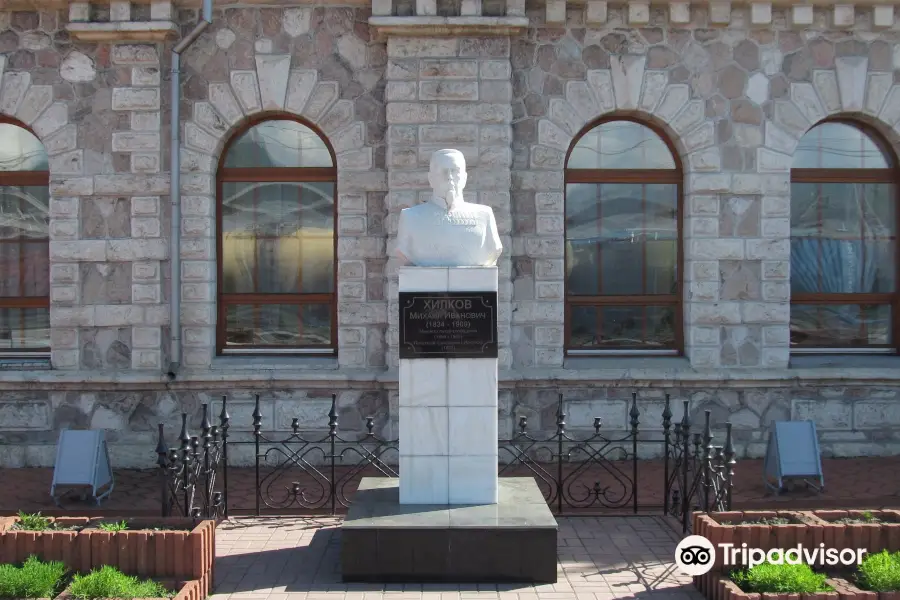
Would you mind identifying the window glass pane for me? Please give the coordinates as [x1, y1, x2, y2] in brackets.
[0, 125, 48, 171]
[790, 182, 895, 294]
[221, 181, 334, 294]
[793, 122, 889, 169]
[565, 183, 677, 296]
[569, 305, 675, 349]
[791, 304, 890, 347]
[0, 307, 49, 349]
[224, 303, 332, 347]
[568, 121, 676, 169]
[223, 120, 332, 168]
[0, 185, 49, 298]
[569, 306, 598, 347]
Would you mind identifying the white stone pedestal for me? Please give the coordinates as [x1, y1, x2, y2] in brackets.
[398, 266, 498, 505]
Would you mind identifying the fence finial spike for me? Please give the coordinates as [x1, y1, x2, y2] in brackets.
[252, 394, 262, 434]
[629, 391, 640, 430]
[220, 395, 230, 427]
[179, 413, 190, 446]
[329, 394, 339, 435]
[556, 396, 565, 435]
[156, 423, 169, 467]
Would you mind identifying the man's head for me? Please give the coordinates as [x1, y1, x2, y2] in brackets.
[428, 149, 467, 205]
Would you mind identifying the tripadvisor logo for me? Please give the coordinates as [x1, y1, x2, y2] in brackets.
[674, 535, 867, 576]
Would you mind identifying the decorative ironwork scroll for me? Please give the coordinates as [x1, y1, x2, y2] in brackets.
[157, 391, 734, 523]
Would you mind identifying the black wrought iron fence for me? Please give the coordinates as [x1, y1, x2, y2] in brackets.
[156, 403, 227, 519]
[157, 391, 734, 526]
[665, 399, 736, 532]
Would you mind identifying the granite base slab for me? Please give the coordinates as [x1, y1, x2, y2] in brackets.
[340, 477, 558, 583]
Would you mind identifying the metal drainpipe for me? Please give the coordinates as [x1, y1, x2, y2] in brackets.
[168, 0, 213, 380]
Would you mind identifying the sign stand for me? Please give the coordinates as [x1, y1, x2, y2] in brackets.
[50, 429, 115, 507]
[763, 420, 824, 495]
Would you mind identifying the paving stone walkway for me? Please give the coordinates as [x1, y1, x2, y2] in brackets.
[210, 516, 702, 600]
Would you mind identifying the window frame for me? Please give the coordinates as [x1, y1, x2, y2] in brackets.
[789, 118, 900, 353]
[563, 116, 685, 356]
[215, 114, 338, 356]
[0, 116, 50, 358]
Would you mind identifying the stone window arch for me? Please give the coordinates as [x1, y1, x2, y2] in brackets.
[216, 115, 337, 355]
[564, 117, 683, 355]
[0, 118, 49, 357]
[790, 119, 899, 351]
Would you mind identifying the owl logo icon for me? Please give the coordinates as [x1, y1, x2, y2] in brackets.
[675, 535, 716, 576]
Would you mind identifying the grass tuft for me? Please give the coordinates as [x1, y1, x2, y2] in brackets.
[856, 550, 900, 592]
[68, 565, 172, 599]
[731, 562, 832, 594]
[0, 555, 68, 598]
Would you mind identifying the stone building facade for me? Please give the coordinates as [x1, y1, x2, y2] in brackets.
[1, 0, 900, 468]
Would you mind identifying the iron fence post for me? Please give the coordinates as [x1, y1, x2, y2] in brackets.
[724, 422, 735, 510]
[672, 420, 681, 516]
[179, 413, 191, 517]
[702, 410, 712, 513]
[680, 401, 691, 533]
[556, 394, 564, 515]
[220, 396, 230, 519]
[630, 392, 639, 514]
[201, 404, 211, 517]
[253, 394, 262, 516]
[156, 423, 169, 517]
[662, 394, 671, 516]
[329, 394, 338, 516]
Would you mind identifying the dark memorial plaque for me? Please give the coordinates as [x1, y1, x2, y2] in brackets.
[399, 291, 497, 359]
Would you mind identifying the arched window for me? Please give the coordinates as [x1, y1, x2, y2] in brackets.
[565, 118, 682, 354]
[790, 120, 898, 351]
[217, 117, 336, 355]
[0, 120, 49, 357]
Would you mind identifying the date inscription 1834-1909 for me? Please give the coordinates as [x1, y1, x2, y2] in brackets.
[399, 291, 498, 359]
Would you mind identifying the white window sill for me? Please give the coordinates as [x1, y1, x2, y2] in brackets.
[0, 358, 52, 371]
[789, 353, 900, 369]
[563, 355, 691, 370]
[210, 355, 339, 371]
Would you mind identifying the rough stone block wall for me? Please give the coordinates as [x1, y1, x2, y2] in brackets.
[174, 6, 389, 369]
[0, 3, 900, 467]
[49, 37, 169, 372]
[384, 36, 514, 368]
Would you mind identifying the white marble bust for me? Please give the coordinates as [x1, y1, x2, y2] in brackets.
[395, 149, 503, 268]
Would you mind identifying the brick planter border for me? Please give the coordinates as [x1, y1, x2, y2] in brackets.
[811, 511, 900, 556]
[698, 573, 900, 600]
[0, 517, 215, 597]
[51, 579, 205, 600]
[694, 510, 900, 575]
[0, 518, 92, 572]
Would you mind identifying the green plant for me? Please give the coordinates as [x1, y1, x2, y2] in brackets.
[13, 511, 53, 531]
[737, 517, 792, 526]
[856, 550, 900, 592]
[0, 555, 68, 598]
[68, 566, 172, 599]
[731, 562, 832, 594]
[97, 521, 129, 532]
